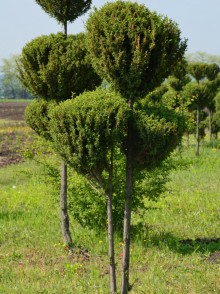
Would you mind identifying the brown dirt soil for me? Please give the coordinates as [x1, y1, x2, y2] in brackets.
[208, 251, 220, 264]
[0, 101, 30, 167]
[0, 101, 29, 121]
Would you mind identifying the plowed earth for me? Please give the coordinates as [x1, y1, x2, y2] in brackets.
[0, 101, 29, 167]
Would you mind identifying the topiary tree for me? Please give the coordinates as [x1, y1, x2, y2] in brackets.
[50, 88, 131, 293]
[17, 32, 101, 247]
[29, 0, 94, 248]
[204, 64, 220, 141]
[184, 62, 220, 154]
[86, 2, 186, 292]
[212, 92, 220, 139]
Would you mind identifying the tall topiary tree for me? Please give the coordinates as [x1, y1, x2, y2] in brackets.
[17, 32, 101, 247]
[86, 2, 186, 292]
[34, 0, 93, 248]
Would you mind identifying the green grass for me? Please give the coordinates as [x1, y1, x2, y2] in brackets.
[0, 134, 220, 293]
[0, 99, 33, 103]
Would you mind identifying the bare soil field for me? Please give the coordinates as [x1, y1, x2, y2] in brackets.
[0, 101, 29, 121]
[0, 101, 30, 167]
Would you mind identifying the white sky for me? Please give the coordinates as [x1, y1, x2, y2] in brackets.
[0, 0, 220, 61]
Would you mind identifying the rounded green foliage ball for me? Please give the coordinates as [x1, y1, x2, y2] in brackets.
[25, 99, 56, 141]
[86, 1, 187, 100]
[18, 33, 101, 102]
[49, 88, 131, 174]
[35, 0, 92, 24]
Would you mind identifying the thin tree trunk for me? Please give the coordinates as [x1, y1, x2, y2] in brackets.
[209, 110, 212, 142]
[60, 161, 72, 246]
[60, 14, 72, 248]
[64, 21, 67, 36]
[187, 132, 190, 148]
[107, 148, 117, 293]
[121, 100, 133, 294]
[196, 102, 200, 156]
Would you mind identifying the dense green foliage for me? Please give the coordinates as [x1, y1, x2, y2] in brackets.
[49, 88, 130, 176]
[25, 99, 55, 141]
[132, 101, 185, 170]
[66, 150, 175, 231]
[35, 0, 91, 25]
[86, 1, 186, 100]
[17, 33, 101, 102]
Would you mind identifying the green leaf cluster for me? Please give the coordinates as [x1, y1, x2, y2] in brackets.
[25, 99, 56, 141]
[49, 88, 131, 176]
[35, 0, 92, 25]
[132, 101, 185, 169]
[17, 33, 101, 102]
[86, 1, 186, 100]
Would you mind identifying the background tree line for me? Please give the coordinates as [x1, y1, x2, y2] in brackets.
[0, 55, 32, 99]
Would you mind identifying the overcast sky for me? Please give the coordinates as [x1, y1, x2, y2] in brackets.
[0, 0, 220, 62]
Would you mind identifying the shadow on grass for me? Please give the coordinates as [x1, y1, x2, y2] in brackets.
[0, 210, 25, 221]
[150, 232, 220, 255]
[131, 223, 220, 255]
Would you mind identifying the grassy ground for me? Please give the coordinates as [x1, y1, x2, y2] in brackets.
[0, 99, 33, 103]
[0, 114, 220, 293]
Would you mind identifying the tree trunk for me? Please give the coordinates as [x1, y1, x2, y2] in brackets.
[60, 161, 72, 246]
[64, 21, 67, 36]
[60, 14, 72, 248]
[196, 102, 200, 156]
[121, 100, 133, 294]
[187, 132, 190, 148]
[209, 109, 212, 142]
[107, 149, 117, 293]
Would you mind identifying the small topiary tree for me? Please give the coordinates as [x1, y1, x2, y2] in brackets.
[86, 2, 186, 292]
[50, 88, 131, 292]
[183, 62, 220, 154]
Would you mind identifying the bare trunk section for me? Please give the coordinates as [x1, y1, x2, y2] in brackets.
[196, 102, 200, 156]
[60, 161, 72, 246]
[60, 15, 72, 248]
[187, 132, 190, 148]
[64, 21, 67, 36]
[209, 110, 212, 142]
[107, 149, 117, 293]
[121, 100, 133, 294]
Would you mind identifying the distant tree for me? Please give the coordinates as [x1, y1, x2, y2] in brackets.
[186, 51, 220, 66]
[18, 32, 101, 247]
[212, 92, 220, 139]
[0, 55, 31, 99]
[186, 62, 208, 155]
[85, 2, 186, 292]
[183, 62, 220, 152]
